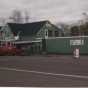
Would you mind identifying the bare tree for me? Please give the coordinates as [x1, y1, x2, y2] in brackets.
[82, 12, 88, 22]
[24, 10, 29, 23]
[10, 9, 23, 23]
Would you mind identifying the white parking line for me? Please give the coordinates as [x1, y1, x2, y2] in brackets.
[0, 67, 88, 79]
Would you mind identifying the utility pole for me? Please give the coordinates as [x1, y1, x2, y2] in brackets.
[82, 12, 88, 23]
[25, 10, 29, 23]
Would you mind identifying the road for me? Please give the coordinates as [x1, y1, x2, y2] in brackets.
[0, 55, 88, 87]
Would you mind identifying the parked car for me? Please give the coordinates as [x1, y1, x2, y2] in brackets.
[0, 41, 23, 56]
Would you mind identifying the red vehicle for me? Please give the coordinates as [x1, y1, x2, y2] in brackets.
[0, 41, 22, 55]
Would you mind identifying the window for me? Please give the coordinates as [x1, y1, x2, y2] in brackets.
[48, 30, 52, 37]
[84, 31, 88, 35]
[0, 41, 1, 46]
[55, 31, 59, 37]
[70, 26, 80, 36]
[2, 42, 5, 47]
[46, 31, 48, 36]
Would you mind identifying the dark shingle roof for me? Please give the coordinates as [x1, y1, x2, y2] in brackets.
[8, 21, 47, 36]
[0, 26, 2, 30]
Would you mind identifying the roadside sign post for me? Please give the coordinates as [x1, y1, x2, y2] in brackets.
[73, 47, 80, 64]
[73, 48, 80, 59]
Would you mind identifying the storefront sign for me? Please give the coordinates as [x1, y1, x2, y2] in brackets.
[70, 39, 84, 45]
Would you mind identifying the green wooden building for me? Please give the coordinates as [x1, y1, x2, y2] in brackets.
[0, 20, 63, 55]
[45, 36, 88, 54]
[9, 21, 63, 40]
[1, 20, 88, 55]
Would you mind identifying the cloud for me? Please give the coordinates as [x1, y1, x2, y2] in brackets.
[0, 0, 88, 23]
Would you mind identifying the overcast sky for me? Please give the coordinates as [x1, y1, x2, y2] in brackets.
[0, 0, 88, 24]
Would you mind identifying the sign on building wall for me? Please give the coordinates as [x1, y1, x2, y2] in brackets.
[70, 39, 84, 45]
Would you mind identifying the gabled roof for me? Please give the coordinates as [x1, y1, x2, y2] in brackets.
[8, 21, 48, 36]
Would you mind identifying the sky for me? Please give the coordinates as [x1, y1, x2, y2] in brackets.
[0, 0, 88, 24]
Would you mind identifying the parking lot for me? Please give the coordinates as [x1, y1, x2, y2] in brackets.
[0, 55, 88, 87]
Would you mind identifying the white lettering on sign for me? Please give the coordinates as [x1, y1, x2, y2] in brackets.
[70, 40, 84, 45]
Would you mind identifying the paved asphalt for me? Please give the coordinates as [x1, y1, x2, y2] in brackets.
[0, 55, 88, 87]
